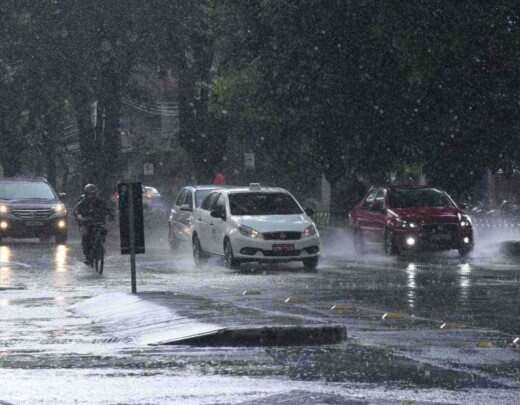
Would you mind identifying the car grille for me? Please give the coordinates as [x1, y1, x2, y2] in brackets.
[11, 209, 54, 220]
[422, 223, 458, 236]
[263, 231, 301, 240]
[263, 249, 302, 257]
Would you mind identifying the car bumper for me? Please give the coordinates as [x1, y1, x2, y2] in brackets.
[394, 227, 473, 251]
[231, 234, 321, 262]
[0, 216, 68, 238]
[172, 223, 193, 242]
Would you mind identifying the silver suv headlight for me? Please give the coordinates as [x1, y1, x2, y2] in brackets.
[54, 203, 67, 215]
[0, 205, 8, 214]
[238, 224, 262, 239]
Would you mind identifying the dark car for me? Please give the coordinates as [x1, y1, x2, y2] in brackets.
[142, 186, 165, 211]
[349, 186, 473, 257]
[112, 185, 164, 211]
[168, 185, 224, 250]
[0, 177, 68, 244]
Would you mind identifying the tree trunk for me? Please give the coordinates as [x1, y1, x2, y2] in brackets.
[98, 65, 123, 198]
[0, 129, 25, 176]
[72, 85, 100, 188]
[44, 143, 57, 188]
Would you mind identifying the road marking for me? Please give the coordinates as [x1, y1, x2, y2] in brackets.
[242, 290, 261, 296]
[330, 303, 353, 313]
[440, 322, 466, 330]
[382, 312, 402, 320]
[284, 296, 305, 304]
[477, 340, 494, 348]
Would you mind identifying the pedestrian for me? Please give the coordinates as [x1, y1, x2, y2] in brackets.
[213, 171, 226, 185]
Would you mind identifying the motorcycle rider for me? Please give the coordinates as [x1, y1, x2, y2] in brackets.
[73, 184, 112, 265]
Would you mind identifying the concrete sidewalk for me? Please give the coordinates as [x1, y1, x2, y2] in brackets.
[71, 291, 346, 346]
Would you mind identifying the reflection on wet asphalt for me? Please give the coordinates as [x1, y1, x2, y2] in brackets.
[323, 255, 520, 336]
[1, 227, 520, 404]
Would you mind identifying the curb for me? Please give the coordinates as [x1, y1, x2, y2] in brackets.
[164, 325, 347, 346]
[72, 292, 347, 347]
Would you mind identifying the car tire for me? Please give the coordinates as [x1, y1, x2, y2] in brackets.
[303, 257, 319, 272]
[384, 229, 399, 256]
[224, 239, 240, 269]
[192, 234, 208, 267]
[55, 233, 68, 245]
[353, 228, 365, 255]
[458, 245, 473, 258]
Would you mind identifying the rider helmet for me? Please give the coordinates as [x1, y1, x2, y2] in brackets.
[84, 184, 98, 196]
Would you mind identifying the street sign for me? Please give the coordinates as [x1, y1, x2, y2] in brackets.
[118, 182, 145, 294]
[143, 162, 154, 176]
[244, 152, 255, 169]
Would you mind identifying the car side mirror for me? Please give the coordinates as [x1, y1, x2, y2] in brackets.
[305, 208, 315, 217]
[58, 192, 67, 201]
[211, 209, 226, 220]
[180, 203, 192, 212]
[459, 202, 467, 210]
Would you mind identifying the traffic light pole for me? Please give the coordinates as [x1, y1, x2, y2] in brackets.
[128, 184, 137, 294]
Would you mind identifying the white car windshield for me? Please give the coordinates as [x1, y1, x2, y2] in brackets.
[229, 192, 302, 216]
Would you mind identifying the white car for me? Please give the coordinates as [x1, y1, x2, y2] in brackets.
[191, 184, 320, 270]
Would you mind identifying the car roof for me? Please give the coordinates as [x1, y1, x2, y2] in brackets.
[185, 185, 237, 191]
[366, 184, 438, 191]
[388, 185, 442, 191]
[0, 176, 49, 183]
[220, 186, 289, 195]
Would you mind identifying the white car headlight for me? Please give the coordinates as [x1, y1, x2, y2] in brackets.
[303, 224, 317, 237]
[54, 203, 66, 214]
[0, 205, 8, 214]
[238, 225, 262, 239]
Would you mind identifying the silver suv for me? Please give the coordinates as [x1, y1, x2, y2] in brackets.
[168, 185, 225, 250]
[0, 177, 68, 244]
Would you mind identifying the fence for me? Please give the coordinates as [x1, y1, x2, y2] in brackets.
[311, 211, 348, 228]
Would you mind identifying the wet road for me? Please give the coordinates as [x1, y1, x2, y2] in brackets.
[0, 225, 520, 404]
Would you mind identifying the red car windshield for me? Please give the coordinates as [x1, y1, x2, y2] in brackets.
[389, 188, 454, 209]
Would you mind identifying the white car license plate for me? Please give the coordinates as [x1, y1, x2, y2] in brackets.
[272, 244, 295, 252]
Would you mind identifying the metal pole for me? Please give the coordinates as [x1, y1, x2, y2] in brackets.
[128, 184, 137, 294]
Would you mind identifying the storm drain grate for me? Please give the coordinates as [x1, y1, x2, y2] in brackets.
[160, 325, 347, 347]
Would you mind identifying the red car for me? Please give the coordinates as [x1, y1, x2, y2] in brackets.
[349, 186, 474, 257]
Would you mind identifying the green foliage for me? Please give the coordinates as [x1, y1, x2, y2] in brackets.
[211, 0, 520, 197]
[2, 0, 520, 199]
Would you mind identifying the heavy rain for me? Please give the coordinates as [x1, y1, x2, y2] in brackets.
[1, 2, 520, 404]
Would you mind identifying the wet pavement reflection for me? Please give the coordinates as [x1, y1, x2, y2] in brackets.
[0, 229, 520, 403]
